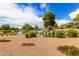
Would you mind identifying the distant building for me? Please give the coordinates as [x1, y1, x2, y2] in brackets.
[61, 22, 79, 29]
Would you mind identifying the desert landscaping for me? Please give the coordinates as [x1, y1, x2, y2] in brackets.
[0, 12, 79, 56]
[0, 35, 79, 56]
[1, 3, 79, 56]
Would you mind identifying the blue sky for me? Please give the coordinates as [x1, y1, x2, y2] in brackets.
[16, 3, 79, 19]
[0, 3, 79, 28]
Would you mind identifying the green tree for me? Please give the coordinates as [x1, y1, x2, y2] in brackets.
[73, 14, 79, 22]
[42, 12, 56, 28]
[10, 27, 19, 30]
[72, 14, 79, 28]
[22, 24, 34, 31]
[0, 24, 10, 30]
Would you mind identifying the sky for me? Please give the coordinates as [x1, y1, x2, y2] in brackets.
[0, 3, 79, 28]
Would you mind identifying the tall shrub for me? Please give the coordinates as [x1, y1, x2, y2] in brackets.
[54, 30, 65, 38]
[66, 29, 78, 37]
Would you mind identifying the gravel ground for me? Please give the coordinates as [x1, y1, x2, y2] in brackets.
[0, 35, 79, 56]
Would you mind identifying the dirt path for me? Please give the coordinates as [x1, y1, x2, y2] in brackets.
[0, 35, 79, 56]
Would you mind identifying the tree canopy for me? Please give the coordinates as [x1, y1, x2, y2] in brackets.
[42, 12, 56, 28]
[22, 24, 34, 31]
[0, 24, 10, 30]
[73, 14, 79, 22]
[0, 24, 19, 30]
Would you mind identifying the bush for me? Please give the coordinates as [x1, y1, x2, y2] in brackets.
[25, 32, 29, 38]
[57, 45, 79, 56]
[66, 29, 78, 37]
[22, 43, 35, 47]
[57, 45, 69, 53]
[0, 39, 11, 42]
[54, 30, 65, 38]
[28, 31, 37, 37]
[66, 46, 79, 56]
[25, 31, 37, 38]
[43, 30, 54, 37]
[0, 32, 4, 36]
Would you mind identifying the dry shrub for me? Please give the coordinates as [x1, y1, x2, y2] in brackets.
[57, 45, 79, 56]
[22, 43, 35, 47]
[0, 39, 11, 42]
[54, 30, 65, 38]
[66, 29, 78, 37]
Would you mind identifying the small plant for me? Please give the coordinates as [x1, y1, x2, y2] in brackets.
[22, 43, 35, 47]
[57, 45, 69, 53]
[25, 32, 29, 38]
[0, 39, 11, 42]
[54, 30, 65, 38]
[57, 45, 79, 56]
[0, 32, 4, 36]
[66, 29, 78, 37]
[25, 31, 37, 38]
[28, 31, 37, 37]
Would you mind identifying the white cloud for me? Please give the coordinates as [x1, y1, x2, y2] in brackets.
[0, 3, 72, 29]
[0, 3, 44, 29]
[56, 19, 70, 26]
[69, 9, 79, 19]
